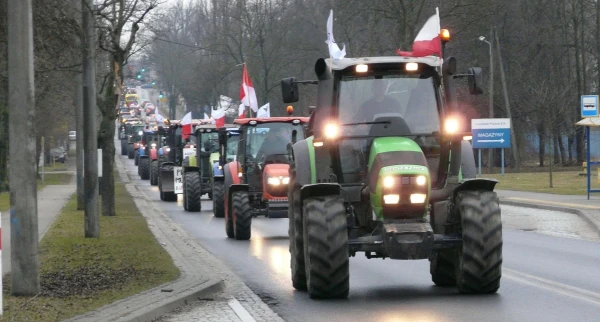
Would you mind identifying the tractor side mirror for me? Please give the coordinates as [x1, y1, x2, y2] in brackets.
[281, 77, 299, 103]
[291, 129, 297, 144]
[218, 129, 227, 166]
[468, 67, 484, 95]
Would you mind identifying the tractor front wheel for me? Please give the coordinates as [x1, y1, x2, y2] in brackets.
[303, 195, 349, 299]
[455, 191, 503, 294]
[212, 181, 225, 218]
[232, 191, 252, 240]
[225, 193, 235, 238]
[289, 184, 306, 291]
[139, 158, 150, 180]
[161, 164, 177, 202]
[121, 140, 127, 155]
[127, 145, 134, 159]
[134, 151, 139, 165]
[150, 160, 158, 185]
[184, 171, 201, 212]
[430, 249, 456, 286]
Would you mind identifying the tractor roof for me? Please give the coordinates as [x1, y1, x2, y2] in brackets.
[327, 56, 442, 70]
[195, 123, 236, 132]
[234, 117, 309, 125]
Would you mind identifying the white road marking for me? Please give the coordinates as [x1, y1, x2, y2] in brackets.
[228, 297, 257, 322]
[504, 268, 600, 306]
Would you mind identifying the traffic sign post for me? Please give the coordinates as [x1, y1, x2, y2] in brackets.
[472, 118, 511, 176]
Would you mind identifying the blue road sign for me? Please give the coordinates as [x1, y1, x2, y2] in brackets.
[472, 128, 511, 148]
[581, 95, 599, 117]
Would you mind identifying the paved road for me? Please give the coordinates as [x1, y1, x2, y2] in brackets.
[120, 155, 600, 322]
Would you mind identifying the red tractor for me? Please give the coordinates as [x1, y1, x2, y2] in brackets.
[223, 116, 309, 240]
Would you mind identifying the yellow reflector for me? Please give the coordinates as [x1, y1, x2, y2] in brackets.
[355, 64, 368, 73]
[441, 29, 451, 42]
[383, 194, 400, 204]
[463, 135, 473, 141]
[410, 193, 426, 204]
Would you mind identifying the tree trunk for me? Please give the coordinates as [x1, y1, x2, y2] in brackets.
[558, 133, 567, 165]
[99, 113, 115, 216]
[549, 138, 553, 188]
[538, 124, 545, 167]
[553, 135, 560, 165]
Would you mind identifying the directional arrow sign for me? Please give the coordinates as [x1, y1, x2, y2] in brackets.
[471, 118, 511, 149]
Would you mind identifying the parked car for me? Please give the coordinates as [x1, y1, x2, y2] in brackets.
[51, 147, 67, 163]
[69, 131, 76, 141]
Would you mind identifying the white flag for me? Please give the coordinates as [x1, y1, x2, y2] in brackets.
[326, 10, 346, 59]
[257, 103, 270, 118]
[203, 113, 210, 121]
[155, 113, 164, 123]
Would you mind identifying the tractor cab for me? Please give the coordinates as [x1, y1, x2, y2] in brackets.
[158, 120, 187, 202]
[137, 130, 159, 180]
[211, 126, 241, 218]
[223, 117, 309, 240]
[280, 48, 501, 299]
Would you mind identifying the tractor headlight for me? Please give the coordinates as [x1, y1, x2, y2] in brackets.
[415, 175, 426, 186]
[282, 177, 290, 184]
[324, 123, 338, 139]
[267, 177, 280, 186]
[138, 130, 143, 135]
[383, 194, 400, 204]
[410, 193, 426, 204]
[151, 143, 157, 148]
[444, 118, 460, 134]
[165, 147, 170, 152]
[218, 165, 222, 170]
[383, 176, 395, 188]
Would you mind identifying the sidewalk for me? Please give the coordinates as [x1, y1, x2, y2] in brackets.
[497, 189, 600, 237]
[2, 162, 76, 276]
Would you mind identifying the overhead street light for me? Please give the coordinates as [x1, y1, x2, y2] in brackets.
[479, 32, 494, 174]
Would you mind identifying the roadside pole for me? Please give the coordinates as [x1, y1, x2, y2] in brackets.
[82, 0, 99, 238]
[8, 0, 40, 295]
[75, 0, 85, 210]
[41, 136, 45, 184]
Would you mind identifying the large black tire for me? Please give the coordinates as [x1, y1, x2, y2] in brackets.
[224, 168, 235, 238]
[150, 160, 158, 185]
[430, 249, 457, 286]
[135, 151, 139, 165]
[121, 140, 127, 155]
[184, 171, 201, 212]
[303, 195, 349, 299]
[232, 191, 252, 240]
[288, 162, 306, 291]
[456, 191, 502, 294]
[127, 145, 134, 159]
[212, 181, 225, 218]
[139, 158, 150, 180]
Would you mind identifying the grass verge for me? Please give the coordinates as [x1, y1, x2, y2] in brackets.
[484, 170, 600, 195]
[1, 183, 180, 321]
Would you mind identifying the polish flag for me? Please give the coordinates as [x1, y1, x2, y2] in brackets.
[396, 9, 441, 57]
[212, 108, 225, 128]
[181, 112, 193, 139]
[238, 103, 246, 118]
[203, 113, 210, 121]
[240, 64, 259, 113]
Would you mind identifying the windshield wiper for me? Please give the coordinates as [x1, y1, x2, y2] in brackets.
[339, 121, 391, 127]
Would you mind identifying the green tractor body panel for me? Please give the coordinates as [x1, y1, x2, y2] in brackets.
[187, 152, 197, 167]
[306, 136, 317, 184]
[367, 137, 430, 219]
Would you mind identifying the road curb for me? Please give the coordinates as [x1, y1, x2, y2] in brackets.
[500, 199, 600, 238]
[66, 150, 225, 322]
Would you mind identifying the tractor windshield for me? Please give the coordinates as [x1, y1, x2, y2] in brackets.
[227, 135, 239, 156]
[245, 122, 305, 163]
[200, 132, 219, 153]
[338, 74, 440, 136]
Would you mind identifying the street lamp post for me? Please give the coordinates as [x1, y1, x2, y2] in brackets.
[479, 31, 494, 174]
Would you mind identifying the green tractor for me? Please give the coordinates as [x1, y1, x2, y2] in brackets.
[281, 53, 501, 299]
[182, 124, 220, 212]
[122, 121, 143, 159]
[212, 126, 241, 218]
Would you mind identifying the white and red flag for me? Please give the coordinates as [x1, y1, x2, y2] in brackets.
[238, 103, 246, 118]
[181, 112, 193, 139]
[212, 108, 225, 128]
[396, 8, 441, 57]
[240, 64, 259, 113]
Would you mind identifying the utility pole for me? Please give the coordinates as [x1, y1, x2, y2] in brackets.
[75, 0, 84, 210]
[488, 28, 494, 174]
[8, 0, 40, 295]
[494, 29, 521, 172]
[82, 0, 100, 237]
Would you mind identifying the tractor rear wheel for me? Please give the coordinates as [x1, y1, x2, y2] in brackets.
[185, 171, 201, 212]
[160, 164, 177, 202]
[139, 158, 150, 180]
[150, 160, 158, 185]
[456, 191, 502, 294]
[134, 152, 139, 165]
[212, 181, 225, 218]
[303, 195, 349, 299]
[232, 191, 252, 240]
[121, 140, 127, 155]
[128, 145, 134, 159]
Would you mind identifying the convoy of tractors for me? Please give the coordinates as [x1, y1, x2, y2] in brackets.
[120, 30, 504, 301]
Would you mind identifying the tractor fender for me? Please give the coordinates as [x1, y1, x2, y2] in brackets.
[184, 166, 199, 173]
[226, 161, 242, 185]
[460, 140, 477, 180]
[300, 183, 341, 204]
[291, 139, 312, 186]
[452, 178, 499, 204]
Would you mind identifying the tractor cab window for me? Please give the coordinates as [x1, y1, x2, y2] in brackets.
[245, 123, 305, 164]
[336, 73, 442, 184]
[227, 135, 239, 157]
[199, 132, 218, 153]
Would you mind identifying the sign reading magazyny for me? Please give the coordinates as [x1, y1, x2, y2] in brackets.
[174, 148, 196, 194]
[471, 118, 511, 149]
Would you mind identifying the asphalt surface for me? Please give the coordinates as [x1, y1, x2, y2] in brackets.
[121, 156, 600, 322]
